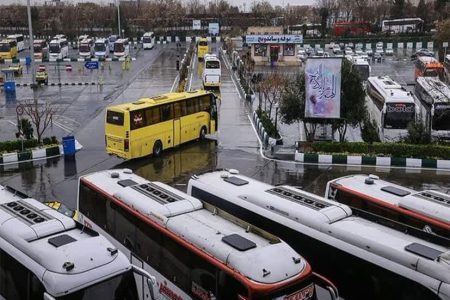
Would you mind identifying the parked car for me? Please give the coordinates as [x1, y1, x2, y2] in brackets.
[375, 46, 384, 55]
[297, 49, 307, 61]
[328, 42, 335, 49]
[315, 48, 325, 56]
[347, 42, 354, 49]
[411, 48, 434, 59]
[376, 41, 383, 48]
[332, 45, 341, 54]
[365, 48, 373, 56]
[373, 52, 383, 63]
[385, 47, 394, 56]
[355, 47, 363, 55]
[345, 47, 353, 55]
[305, 47, 313, 56]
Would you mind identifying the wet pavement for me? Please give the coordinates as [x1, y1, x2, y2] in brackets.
[0, 42, 448, 211]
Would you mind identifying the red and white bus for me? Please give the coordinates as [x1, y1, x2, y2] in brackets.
[325, 174, 450, 240]
[332, 22, 372, 37]
[77, 169, 339, 300]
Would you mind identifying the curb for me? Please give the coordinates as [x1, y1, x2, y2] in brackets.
[294, 151, 450, 169]
[0, 145, 63, 166]
[15, 82, 98, 87]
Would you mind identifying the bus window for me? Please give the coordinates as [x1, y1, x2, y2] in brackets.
[160, 104, 173, 122]
[174, 102, 185, 118]
[144, 107, 160, 125]
[130, 110, 146, 130]
[106, 111, 124, 126]
[199, 96, 211, 112]
[205, 61, 220, 69]
[186, 99, 200, 115]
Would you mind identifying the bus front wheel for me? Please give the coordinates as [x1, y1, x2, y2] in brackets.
[153, 140, 163, 157]
[199, 126, 207, 140]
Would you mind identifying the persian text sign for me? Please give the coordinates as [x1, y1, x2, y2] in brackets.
[246, 35, 303, 44]
[305, 58, 342, 119]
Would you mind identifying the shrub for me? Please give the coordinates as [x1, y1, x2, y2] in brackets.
[403, 121, 431, 144]
[257, 109, 280, 139]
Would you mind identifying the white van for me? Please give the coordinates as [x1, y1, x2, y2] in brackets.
[49, 39, 69, 59]
[142, 32, 155, 50]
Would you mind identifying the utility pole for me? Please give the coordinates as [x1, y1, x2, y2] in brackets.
[27, 0, 36, 88]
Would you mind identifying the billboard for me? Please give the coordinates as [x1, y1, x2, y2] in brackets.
[305, 58, 342, 119]
[245, 35, 303, 44]
[193, 20, 201, 30]
[209, 23, 219, 35]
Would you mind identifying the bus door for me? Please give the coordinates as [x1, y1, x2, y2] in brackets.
[173, 102, 182, 146]
[131, 253, 146, 300]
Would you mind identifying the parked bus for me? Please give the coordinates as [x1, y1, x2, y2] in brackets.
[346, 55, 370, 81]
[415, 56, 445, 81]
[33, 39, 48, 60]
[415, 76, 450, 138]
[0, 39, 18, 59]
[77, 168, 339, 300]
[6, 34, 24, 52]
[108, 35, 119, 52]
[105, 90, 218, 160]
[187, 169, 450, 300]
[203, 53, 221, 89]
[197, 37, 208, 61]
[382, 18, 424, 34]
[94, 38, 110, 58]
[79, 38, 94, 58]
[49, 39, 69, 59]
[0, 184, 156, 300]
[288, 23, 322, 38]
[333, 22, 372, 37]
[367, 75, 418, 132]
[74, 34, 89, 49]
[325, 174, 450, 240]
[444, 54, 450, 83]
[114, 38, 130, 58]
[142, 32, 155, 50]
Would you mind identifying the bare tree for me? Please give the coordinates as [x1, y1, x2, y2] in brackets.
[21, 100, 58, 144]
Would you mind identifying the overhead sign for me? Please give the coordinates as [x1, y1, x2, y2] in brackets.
[84, 61, 99, 70]
[209, 23, 219, 35]
[245, 35, 303, 44]
[305, 58, 342, 119]
[193, 20, 201, 30]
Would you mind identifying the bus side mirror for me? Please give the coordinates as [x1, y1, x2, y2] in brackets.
[132, 265, 156, 300]
[43, 292, 56, 300]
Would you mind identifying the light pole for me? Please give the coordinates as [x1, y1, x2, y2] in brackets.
[116, 0, 122, 38]
[27, 0, 35, 87]
[274, 102, 279, 135]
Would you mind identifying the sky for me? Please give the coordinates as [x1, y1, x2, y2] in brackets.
[4, 0, 316, 7]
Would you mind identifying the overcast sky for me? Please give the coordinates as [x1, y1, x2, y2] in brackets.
[5, 0, 316, 8]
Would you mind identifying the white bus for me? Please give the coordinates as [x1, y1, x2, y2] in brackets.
[325, 174, 450, 240]
[381, 18, 424, 34]
[366, 75, 418, 140]
[203, 53, 221, 89]
[77, 169, 340, 300]
[79, 38, 94, 58]
[94, 38, 110, 58]
[75, 34, 90, 49]
[49, 39, 69, 59]
[187, 169, 450, 300]
[415, 76, 450, 140]
[345, 55, 370, 81]
[114, 38, 130, 58]
[6, 34, 24, 52]
[0, 184, 156, 300]
[142, 32, 155, 50]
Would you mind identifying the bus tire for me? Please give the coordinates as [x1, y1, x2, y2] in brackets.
[199, 126, 207, 140]
[153, 140, 163, 157]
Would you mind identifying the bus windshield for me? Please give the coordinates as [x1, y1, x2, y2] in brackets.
[95, 43, 105, 52]
[49, 44, 60, 53]
[423, 68, 442, 78]
[33, 45, 42, 53]
[142, 37, 153, 43]
[0, 43, 11, 52]
[259, 277, 335, 300]
[114, 43, 124, 52]
[206, 61, 220, 69]
[433, 104, 450, 130]
[56, 270, 138, 300]
[80, 45, 91, 53]
[385, 103, 415, 128]
[199, 41, 208, 46]
[355, 65, 369, 81]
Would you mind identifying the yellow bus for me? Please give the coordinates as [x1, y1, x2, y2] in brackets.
[105, 90, 218, 160]
[0, 39, 18, 59]
[197, 37, 209, 61]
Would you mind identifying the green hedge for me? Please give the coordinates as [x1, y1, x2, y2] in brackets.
[0, 136, 58, 153]
[256, 109, 280, 139]
[309, 142, 450, 160]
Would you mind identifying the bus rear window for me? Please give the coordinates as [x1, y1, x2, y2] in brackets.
[199, 41, 208, 46]
[206, 61, 220, 69]
[106, 111, 124, 125]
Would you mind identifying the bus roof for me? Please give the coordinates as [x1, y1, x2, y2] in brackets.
[0, 185, 132, 297]
[96, 38, 107, 43]
[188, 170, 450, 284]
[368, 75, 415, 104]
[327, 174, 450, 225]
[416, 77, 450, 104]
[80, 169, 310, 285]
[107, 90, 212, 112]
[417, 56, 443, 67]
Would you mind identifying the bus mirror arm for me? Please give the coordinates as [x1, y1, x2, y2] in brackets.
[132, 265, 156, 300]
[43, 292, 56, 300]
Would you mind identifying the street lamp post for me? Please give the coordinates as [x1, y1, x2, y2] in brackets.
[27, 0, 35, 87]
[116, 0, 122, 38]
[274, 102, 279, 135]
